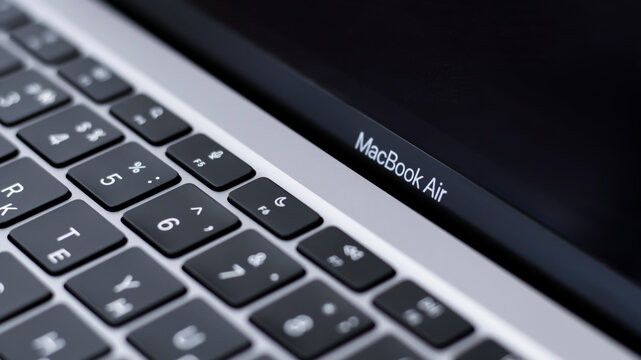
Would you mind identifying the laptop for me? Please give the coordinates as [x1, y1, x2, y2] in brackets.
[0, 0, 638, 358]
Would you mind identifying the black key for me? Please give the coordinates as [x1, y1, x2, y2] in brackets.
[184, 230, 304, 307]
[67, 143, 180, 211]
[0, 305, 109, 360]
[0, 252, 50, 322]
[298, 227, 394, 291]
[0, 70, 71, 126]
[0, 158, 70, 228]
[374, 281, 473, 348]
[18, 105, 124, 167]
[10, 200, 126, 275]
[457, 340, 520, 360]
[11, 23, 78, 64]
[251, 281, 374, 359]
[0, 1, 29, 30]
[59, 57, 131, 103]
[167, 134, 254, 190]
[0, 132, 17, 163]
[128, 299, 251, 360]
[346, 336, 422, 360]
[123, 183, 239, 257]
[111, 94, 191, 145]
[0, 46, 21, 76]
[65, 248, 185, 326]
[228, 178, 322, 239]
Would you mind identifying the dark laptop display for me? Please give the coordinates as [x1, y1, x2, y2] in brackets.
[105, 0, 641, 346]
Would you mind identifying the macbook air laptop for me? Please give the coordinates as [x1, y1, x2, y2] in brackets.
[0, 0, 639, 359]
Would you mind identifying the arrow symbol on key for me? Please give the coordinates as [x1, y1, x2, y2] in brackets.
[190, 207, 202, 216]
[217, 264, 246, 280]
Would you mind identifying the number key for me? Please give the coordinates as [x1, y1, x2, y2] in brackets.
[123, 184, 239, 257]
[18, 105, 124, 167]
[0, 132, 17, 163]
[67, 143, 180, 211]
[0, 70, 71, 126]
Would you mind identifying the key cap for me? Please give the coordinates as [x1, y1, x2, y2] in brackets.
[10, 200, 126, 275]
[0, 132, 17, 163]
[0, 158, 70, 228]
[228, 178, 322, 239]
[167, 134, 254, 190]
[0, 70, 71, 126]
[298, 227, 394, 291]
[111, 94, 191, 145]
[123, 183, 239, 257]
[18, 105, 124, 167]
[67, 143, 180, 211]
[128, 299, 251, 360]
[0, 252, 50, 322]
[65, 248, 185, 326]
[59, 57, 131, 103]
[184, 230, 304, 307]
[0, 46, 21, 77]
[346, 336, 421, 360]
[11, 23, 78, 64]
[0, 305, 110, 360]
[251, 281, 374, 359]
[0, 1, 29, 30]
[374, 280, 473, 348]
[457, 340, 520, 360]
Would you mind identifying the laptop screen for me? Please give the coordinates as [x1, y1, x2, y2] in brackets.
[181, 1, 641, 282]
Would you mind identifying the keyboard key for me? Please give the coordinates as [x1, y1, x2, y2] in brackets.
[128, 299, 251, 360]
[111, 94, 191, 145]
[167, 134, 254, 190]
[0, 46, 21, 77]
[251, 281, 374, 359]
[184, 230, 304, 307]
[67, 143, 180, 211]
[0, 70, 71, 126]
[0, 305, 109, 360]
[228, 178, 322, 239]
[346, 336, 421, 360]
[457, 340, 520, 360]
[0, 1, 29, 30]
[65, 248, 185, 326]
[0, 132, 17, 163]
[298, 227, 394, 291]
[59, 57, 131, 103]
[0, 158, 70, 228]
[0, 252, 50, 322]
[18, 105, 124, 167]
[11, 23, 78, 64]
[9, 200, 126, 275]
[123, 184, 239, 257]
[374, 280, 473, 348]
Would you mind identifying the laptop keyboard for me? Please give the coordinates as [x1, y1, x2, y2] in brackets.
[0, 2, 523, 359]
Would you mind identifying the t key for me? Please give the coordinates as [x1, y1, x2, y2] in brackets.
[0, 158, 70, 228]
[10, 200, 126, 275]
[228, 178, 322, 239]
[67, 143, 180, 211]
[123, 183, 240, 257]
